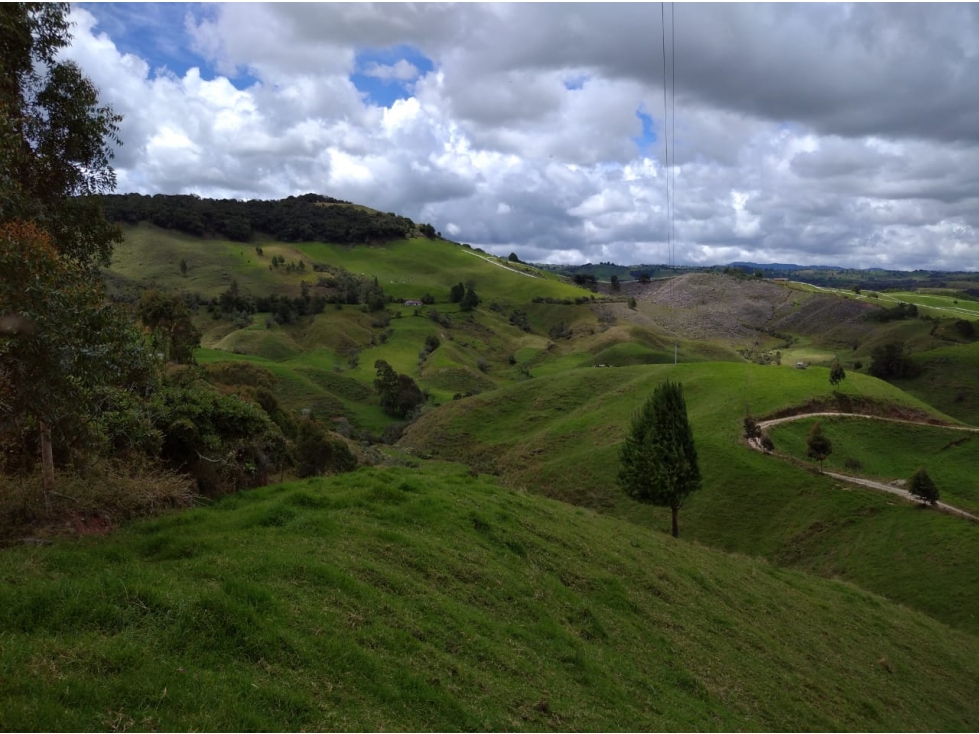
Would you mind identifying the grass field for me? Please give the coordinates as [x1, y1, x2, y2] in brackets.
[2, 466, 978, 731]
[400, 362, 979, 634]
[893, 340, 979, 427]
[768, 416, 979, 513]
[788, 281, 979, 321]
[106, 225, 588, 306]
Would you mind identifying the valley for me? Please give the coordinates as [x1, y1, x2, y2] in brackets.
[3, 199, 979, 730]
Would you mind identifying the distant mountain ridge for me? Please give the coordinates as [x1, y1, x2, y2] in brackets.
[730, 261, 838, 272]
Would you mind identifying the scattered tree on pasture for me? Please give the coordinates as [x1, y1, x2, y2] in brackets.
[618, 381, 702, 538]
[460, 286, 480, 312]
[806, 421, 832, 472]
[908, 467, 939, 506]
[829, 360, 846, 389]
[373, 359, 426, 418]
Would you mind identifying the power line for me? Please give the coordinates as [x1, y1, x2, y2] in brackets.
[661, 2, 671, 274]
[670, 2, 676, 278]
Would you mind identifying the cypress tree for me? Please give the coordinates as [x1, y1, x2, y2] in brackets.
[618, 380, 701, 538]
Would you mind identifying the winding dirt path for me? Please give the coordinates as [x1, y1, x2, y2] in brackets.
[748, 412, 979, 522]
[462, 249, 539, 278]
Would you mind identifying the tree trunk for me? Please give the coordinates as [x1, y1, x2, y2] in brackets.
[39, 420, 55, 502]
[671, 505, 679, 538]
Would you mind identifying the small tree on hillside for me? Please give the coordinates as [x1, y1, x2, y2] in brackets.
[829, 360, 846, 390]
[460, 286, 480, 312]
[373, 359, 425, 418]
[806, 421, 832, 472]
[610, 275, 620, 291]
[449, 282, 465, 304]
[618, 380, 701, 538]
[508, 252, 519, 263]
[908, 467, 939, 506]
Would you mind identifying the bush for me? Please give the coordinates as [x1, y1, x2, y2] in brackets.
[908, 467, 939, 505]
[869, 342, 920, 379]
[294, 418, 357, 478]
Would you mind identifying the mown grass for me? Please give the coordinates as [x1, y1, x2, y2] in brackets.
[1, 466, 978, 731]
[767, 416, 979, 513]
[401, 362, 979, 634]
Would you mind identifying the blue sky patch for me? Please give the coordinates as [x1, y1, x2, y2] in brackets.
[350, 45, 435, 108]
[79, 3, 259, 89]
[633, 109, 658, 155]
[563, 74, 589, 91]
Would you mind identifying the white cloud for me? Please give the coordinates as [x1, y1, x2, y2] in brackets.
[362, 59, 420, 82]
[63, 3, 979, 271]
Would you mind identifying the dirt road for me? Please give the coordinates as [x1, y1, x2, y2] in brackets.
[747, 412, 979, 522]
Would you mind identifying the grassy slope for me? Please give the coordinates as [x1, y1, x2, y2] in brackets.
[106, 224, 585, 305]
[893, 340, 979, 426]
[2, 466, 978, 731]
[401, 362, 979, 634]
[768, 417, 979, 513]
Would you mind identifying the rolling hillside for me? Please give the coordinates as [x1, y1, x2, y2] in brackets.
[1, 467, 978, 731]
[400, 362, 979, 634]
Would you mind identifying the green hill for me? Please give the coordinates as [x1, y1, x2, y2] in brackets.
[2, 466, 978, 731]
[768, 416, 979, 513]
[400, 362, 979, 634]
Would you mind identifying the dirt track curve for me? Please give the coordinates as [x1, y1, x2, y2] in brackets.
[747, 412, 979, 522]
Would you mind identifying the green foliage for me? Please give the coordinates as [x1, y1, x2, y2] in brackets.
[829, 360, 846, 388]
[507, 252, 519, 263]
[908, 467, 939, 506]
[149, 383, 286, 495]
[618, 381, 701, 537]
[101, 192, 416, 245]
[865, 301, 919, 323]
[0, 2, 122, 269]
[954, 319, 975, 338]
[869, 342, 920, 379]
[373, 359, 425, 419]
[137, 290, 202, 364]
[806, 421, 832, 471]
[0, 222, 156, 471]
[294, 418, 357, 478]
[459, 286, 480, 312]
[449, 282, 465, 304]
[610, 274, 620, 291]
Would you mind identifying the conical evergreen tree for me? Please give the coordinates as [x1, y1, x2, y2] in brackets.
[618, 380, 701, 538]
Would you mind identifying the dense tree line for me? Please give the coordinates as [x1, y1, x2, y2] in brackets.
[0, 5, 359, 534]
[864, 302, 919, 323]
[98, 192, 426, 245]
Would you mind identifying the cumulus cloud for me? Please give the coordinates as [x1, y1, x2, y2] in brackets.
[64, 3, 979, 271]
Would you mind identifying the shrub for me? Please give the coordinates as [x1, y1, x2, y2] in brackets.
[294, 418, 357, 478]
[908, 467, 939, 506]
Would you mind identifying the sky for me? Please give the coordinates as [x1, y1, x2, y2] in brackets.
[64, 2, 979, 271]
